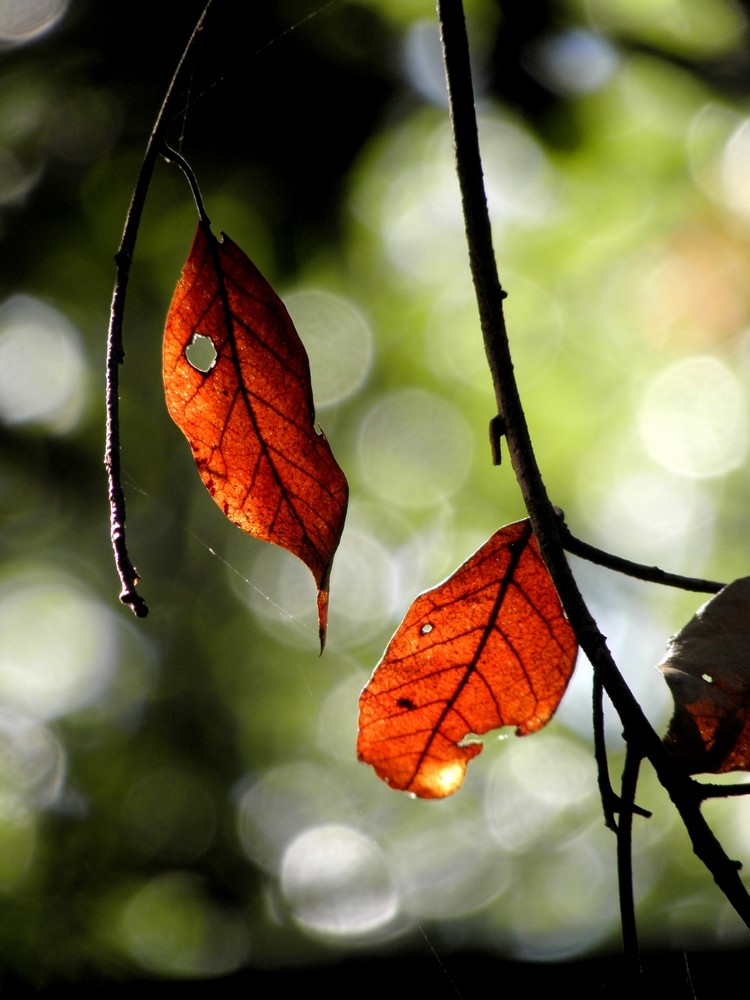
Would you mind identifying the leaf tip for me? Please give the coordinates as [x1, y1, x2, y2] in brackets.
[317, 587, 329, 654]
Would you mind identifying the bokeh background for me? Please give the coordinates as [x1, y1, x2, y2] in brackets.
[2, 0, 750, 988]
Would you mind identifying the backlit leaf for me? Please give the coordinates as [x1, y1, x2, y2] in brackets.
[659, 578, 750, 773]
[163, 221, 349, 648]
[357, 518, 579, 798]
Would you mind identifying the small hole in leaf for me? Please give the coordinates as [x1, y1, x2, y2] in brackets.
[457, 732, 481, 748]
[185, 333, 217, 373]
[702, 673, 714, 684]
[420, 623, 433, 635]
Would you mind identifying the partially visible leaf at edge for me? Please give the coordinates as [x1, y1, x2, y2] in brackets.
[658, 577, 750, 773]
[357, 518, 579, 798]
[163, 221, 349, 649]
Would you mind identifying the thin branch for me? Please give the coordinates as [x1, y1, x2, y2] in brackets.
[593, 672, 618, 831]
[618, 746, 642, 977]
[437, 0, 750, 931]
[163, 146, 211, 227]
[561, 527, 725, 595]
[697, 783, 750, 801]
[594, 673, 651, 830]
[104, 1, 214, 617]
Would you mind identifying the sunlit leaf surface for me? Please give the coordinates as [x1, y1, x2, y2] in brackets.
[163, 222, 349, 648]
[358, 519, 579, 797]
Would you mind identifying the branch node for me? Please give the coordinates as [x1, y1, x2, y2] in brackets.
[121, 587, 149, 618]
[489, 413, 505, 465]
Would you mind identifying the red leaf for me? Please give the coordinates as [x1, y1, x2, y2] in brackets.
[357, 519, 579, 798]
[163, 221, 348, 648]
[659, 578, 750, 773]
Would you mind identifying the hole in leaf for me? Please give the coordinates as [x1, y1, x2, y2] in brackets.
[702, 673, 714, 684]
[420, 623, 433, 635]
[457, 733, 482, 748]
[185, 333, 217, 373]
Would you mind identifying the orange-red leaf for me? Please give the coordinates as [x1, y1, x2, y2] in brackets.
[659, 578, 750, 773]
[163, 221, 348, 648]
[357, 519, 579, 798]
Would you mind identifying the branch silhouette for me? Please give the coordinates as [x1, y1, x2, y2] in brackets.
[104, 1, 214, 617]
[561, 526, 725, 595]
[436, 0, 750, 961]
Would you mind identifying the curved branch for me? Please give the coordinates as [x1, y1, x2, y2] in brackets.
[162, 146, 211, 227]
[561, 527, 724, 595]
[436, 0, 750, 930]
[104, 1, 214, 617]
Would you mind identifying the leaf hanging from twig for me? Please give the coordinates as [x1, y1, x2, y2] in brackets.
[357, 518, 579, 798]
[659, 577, 750, 773]
[163, 221, 349, 649]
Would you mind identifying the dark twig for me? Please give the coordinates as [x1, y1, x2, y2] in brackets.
[697, 783, 750, 800]
[593, 674, 652, 829]
[593, 672, 618, 830]
[561, 526, 725, 595]
[163, 146, 211, 228]
[618, 746, 643, 976]
[104, 1, 213, 617]
[437, 0, 750, 932]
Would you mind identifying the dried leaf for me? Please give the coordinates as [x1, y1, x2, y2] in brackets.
[659, 578, 750, 773]
[357, 519, 579, 798]
[163, 221, 348, 648]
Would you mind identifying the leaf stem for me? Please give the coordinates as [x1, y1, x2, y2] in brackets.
[163, 146, 212, 229]
[437, 0, 750, 933]
[104, 0, 214, 617]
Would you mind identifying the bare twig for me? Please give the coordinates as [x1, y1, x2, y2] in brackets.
[593, 674, 652, 830]
[697, 783, 750, 800]
[561, 526, 725, 595]
[593, 672, 618, 830]
[104, 1, 214, 617]
[437, 0, 750, 932]
[618, 747, 643, 976]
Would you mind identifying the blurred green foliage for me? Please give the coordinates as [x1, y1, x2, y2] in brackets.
[2, 0, 750, 986]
